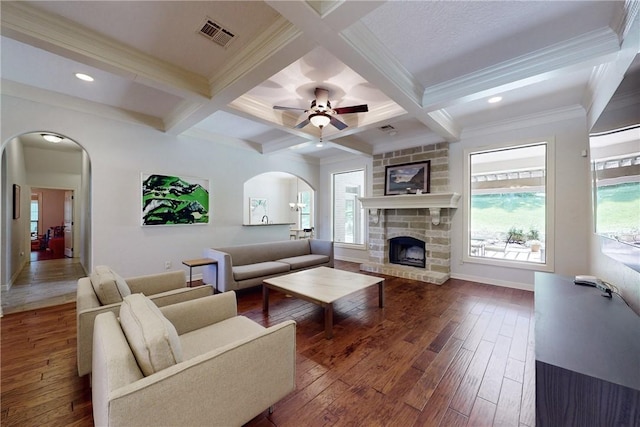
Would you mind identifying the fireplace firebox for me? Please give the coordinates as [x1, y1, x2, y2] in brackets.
[389, 236, 426, 268]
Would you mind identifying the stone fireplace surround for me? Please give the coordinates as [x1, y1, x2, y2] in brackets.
[359, 143, 456, 285]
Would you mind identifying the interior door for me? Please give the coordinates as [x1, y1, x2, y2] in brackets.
[64, 190, 73, 257]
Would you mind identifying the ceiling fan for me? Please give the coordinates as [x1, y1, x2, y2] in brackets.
[273, 87, 368, 131]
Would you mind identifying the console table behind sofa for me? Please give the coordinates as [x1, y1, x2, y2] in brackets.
[202, 239, 334, 293]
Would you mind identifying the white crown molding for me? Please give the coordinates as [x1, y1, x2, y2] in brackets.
[208, 17, 303, 96]
[462, 105, 586, 139]
[1, 79, 164, 130]
[343, 23, 461, 142]
[423, 27, 621, 111]
[341, 22, 424, 106]
[1, 2, 210, 101]
[585, 14, 639, 129]
[182, 126, 318, 164]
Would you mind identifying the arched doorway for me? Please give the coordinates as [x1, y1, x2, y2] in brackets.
[1, 131, 91, 314]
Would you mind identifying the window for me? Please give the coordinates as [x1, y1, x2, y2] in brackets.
[30, 198, 39, 234]
[332, 169, 365, 245]
[299, 190, 311, 229]
[463, 141, 554, 270]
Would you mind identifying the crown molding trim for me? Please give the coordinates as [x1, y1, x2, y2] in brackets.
[462, 105, 586, 139]
[208, 17, 303, 96]
[423, 27, 620, 111]
[1, 2, 210, 100]
[341, 22, 424, 106]
[1, 79, 164, 130]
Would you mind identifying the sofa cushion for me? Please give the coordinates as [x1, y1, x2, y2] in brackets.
[233, 262, 290, 281]
[179, 316, 265, 360]
[90, 265, 131, 305]
[277, 254, 330, 270]
[119, 293, 183, 376]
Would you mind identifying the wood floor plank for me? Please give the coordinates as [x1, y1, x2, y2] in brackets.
[412, 348, 474, 426]
[449, 339, 495, 416]
[404, 338, 464, 411]
[2, 260, 535, 427]
[477, 334, 512, 404]
[494, 377, 523, 426]
[468, 397, 497, 426]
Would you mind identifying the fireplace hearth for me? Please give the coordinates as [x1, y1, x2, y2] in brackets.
[389, 237, 426, 268]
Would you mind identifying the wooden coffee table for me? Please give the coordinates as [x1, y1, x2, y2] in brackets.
[262, 267, 384, 339]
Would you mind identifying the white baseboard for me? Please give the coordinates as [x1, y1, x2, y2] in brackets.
[450, 273, 534, 292]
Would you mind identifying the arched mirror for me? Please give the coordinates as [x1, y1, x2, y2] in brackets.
[243, 172, 314, 228]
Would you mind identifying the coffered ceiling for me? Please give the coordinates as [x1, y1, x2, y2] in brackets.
[1, 1, 638, 161]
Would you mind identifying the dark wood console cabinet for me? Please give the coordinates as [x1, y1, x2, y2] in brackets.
[535, 272, 640, 426]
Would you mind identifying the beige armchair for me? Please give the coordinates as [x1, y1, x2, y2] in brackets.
[76, 266, 213, 376]
[92, 292, 296, 427]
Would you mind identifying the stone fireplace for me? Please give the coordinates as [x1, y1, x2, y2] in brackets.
[359, 143, 457, 285]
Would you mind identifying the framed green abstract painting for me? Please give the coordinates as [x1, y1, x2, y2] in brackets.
[141, 173, 209, 226]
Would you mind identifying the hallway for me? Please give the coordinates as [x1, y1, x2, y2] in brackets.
[1, 258, 84, 315]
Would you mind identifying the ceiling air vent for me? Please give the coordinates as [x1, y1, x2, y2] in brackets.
[198, 17, 235, 48]
[379, 125, 398, 136]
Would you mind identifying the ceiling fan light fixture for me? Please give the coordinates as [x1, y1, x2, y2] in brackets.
[309, 113, 331, 128]
[42, 134, 63, 143]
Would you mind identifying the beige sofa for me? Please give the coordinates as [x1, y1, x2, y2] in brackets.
[202, 239, 334, 292]
[76, 266, 213, 376]
[92, 292, 296, 427]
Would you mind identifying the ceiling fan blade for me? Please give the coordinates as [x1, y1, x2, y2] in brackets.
[294, 118, 310, 129]
[334, 104, 369, 114]
[273, 105, 307, 111]
[330, 116, 348, 130]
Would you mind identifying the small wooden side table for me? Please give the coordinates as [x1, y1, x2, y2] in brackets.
[182, 258, 218, 291]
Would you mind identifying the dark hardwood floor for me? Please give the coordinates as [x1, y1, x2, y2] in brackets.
[1, 261, 535, 426]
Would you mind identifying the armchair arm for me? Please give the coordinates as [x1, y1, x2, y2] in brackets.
[77, 277, 101, 312]
[159, 291, 237, 335]
[77, 302, 125, 376]
[126, 270, 186, 295]
[77, 284, 211, 377]
[203, 248, 236, 292]
[148, 284, 213, 308]
[310, 239, 334, 267]
[104, 320, 296, 427]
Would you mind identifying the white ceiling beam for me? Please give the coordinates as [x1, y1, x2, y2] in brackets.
[0, 2, 210, 101]
[267, 1, 461, 143]
[585, 12, 639, 128]
[1, 79, 165, 130]
[422, 27, 622, 111]
[325, 135, 374, 156]
[165, 17, 317, 135]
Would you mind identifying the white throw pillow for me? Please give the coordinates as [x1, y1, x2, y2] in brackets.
[119, 293, 183, 376]
[90, 265, 131, 305]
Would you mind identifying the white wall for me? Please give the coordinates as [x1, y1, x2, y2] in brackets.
[450, 113, 592, 290]
[2, 138, 29, 289]
[1, 95, 319, 280]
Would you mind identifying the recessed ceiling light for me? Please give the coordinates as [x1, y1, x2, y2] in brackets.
[315, 142, 324, 148]
[42, 134, 62, 143]
[75, 73, 94, 82]
[488, 96, 502, 104]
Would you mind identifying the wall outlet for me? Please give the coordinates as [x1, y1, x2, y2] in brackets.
[164, 261, 171, 270]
